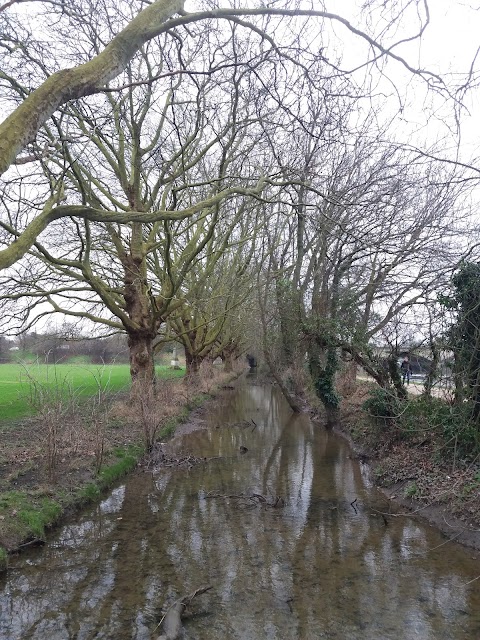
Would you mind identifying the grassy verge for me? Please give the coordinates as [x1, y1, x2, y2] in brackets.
[0, 362, 185, 420]
[0, 443, 144, 571]
[0, 365, 240, 570]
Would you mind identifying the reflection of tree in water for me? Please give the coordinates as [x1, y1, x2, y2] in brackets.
[1, 385, 480, 639]
[290, 427, 480, 639]
[66, 474, 163, 638]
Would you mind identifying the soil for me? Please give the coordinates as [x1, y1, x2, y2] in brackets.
[337, 382, 480, 551]
[0, 401, 141, 551]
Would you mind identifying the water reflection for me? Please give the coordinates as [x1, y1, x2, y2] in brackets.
[1, 384, 479, 639]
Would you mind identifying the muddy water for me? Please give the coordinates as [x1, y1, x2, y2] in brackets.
[1, 382, 480, 640]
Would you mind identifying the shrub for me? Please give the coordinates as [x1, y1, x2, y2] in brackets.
[404, 482, 418, 498]
[363, 387, 402, 424]
[402, 396, 479, 460]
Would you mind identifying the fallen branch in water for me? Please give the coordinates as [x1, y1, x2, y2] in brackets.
[229, 418, 257, 430]
[143, 443, 221, 470]
[205, 490, 285, 508]
[154, 585, 213, 640]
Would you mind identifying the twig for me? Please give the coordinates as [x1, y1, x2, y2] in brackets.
[426, 531, 463, 551]
[17, 537, 45, 549]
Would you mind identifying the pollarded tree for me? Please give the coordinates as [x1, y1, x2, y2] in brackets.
[258, 114, 470, 422]
[258, 66, 363, 371]
[305, 145, 468, 415]
[162, 205, 258, 378]
[0, 26, 274, 394]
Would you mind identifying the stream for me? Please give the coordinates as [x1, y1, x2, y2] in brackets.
[1, 381, 480, 639]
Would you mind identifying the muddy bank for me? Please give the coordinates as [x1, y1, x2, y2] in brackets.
[336, 383, 480, 552]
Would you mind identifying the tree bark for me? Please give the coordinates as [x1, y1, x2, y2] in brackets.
[423, 342, 439, 398]
[308, 343, 340, 429]
[338, 358, 357, 397]
[156, 585, 212, 640]
[122, 225, 159, 396]
[388, 354, 407, 400]
[0, 0, 184, 177]
[325, 404, 340, 429]
[128, 330, 156, 396]
[223, 352, 233, 373]
[262, 345, 302, 413]
[341, 344, 390, 388]
[185, 350, 203, 380]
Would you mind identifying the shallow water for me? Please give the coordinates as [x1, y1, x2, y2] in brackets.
[1, 382, 480, 639]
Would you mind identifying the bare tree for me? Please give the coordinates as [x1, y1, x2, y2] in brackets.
[0, 24, 274, 394]
[255, 103, 471, 422]
[0, 0, 446, 269]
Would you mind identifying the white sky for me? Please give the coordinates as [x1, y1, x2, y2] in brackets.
[328, 0, 480, 153]
[2, 0, 480, 338]
[188, 1, 480, 163]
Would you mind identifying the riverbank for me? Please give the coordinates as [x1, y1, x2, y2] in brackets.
[0, 365, 239, 571]
[337, 381, 480, 551]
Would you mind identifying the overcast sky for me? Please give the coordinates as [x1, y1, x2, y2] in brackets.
[325, 1, 480, 163]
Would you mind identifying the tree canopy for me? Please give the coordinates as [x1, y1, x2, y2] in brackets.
[0, 0, 461, 269]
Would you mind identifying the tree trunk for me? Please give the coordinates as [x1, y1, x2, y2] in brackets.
[342, 345, 390, 389]
[453, 351, 464, 406]
[338, 358, 357, 397]
[325, 404, 340, 429]
[388, 354, 407, 400]
[185, 350, 203, 381]
[263, 345, 301, 413]
[223, 352, 233, 373]
[122, 224, 159, 398]
[170, 345, 180, 369]
[0, 0, 185, 178]
[128, 331, 156, 397]
[423, 342, 439, 398]
[275, 279, 297, 366]
[308, 343, 340, 429]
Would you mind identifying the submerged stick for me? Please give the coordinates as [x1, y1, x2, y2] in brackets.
[155, 584, 212, 640]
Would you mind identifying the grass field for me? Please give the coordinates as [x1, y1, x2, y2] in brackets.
[0, 362, 185, 420]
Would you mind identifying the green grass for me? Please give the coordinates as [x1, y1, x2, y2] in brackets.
[98, 446, 141, 484]
[0, 373, 235, 565]
[0, 362, 184, 420]
[0, 491, 62, 544]
[19, 498, 62, 539]
[0, 445, 144, 559]
[76, 445, 143, 504]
